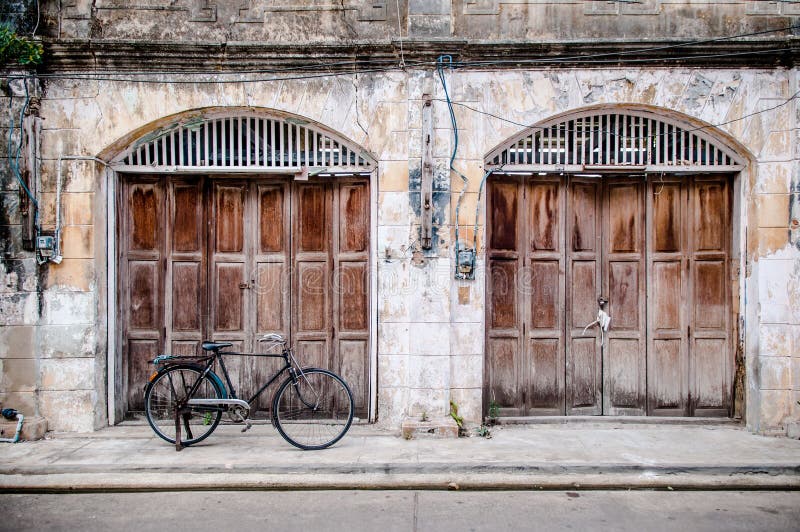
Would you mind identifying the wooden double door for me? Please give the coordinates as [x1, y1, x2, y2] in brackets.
[486, 174, 733, 417]
[119, 175, 370, 416]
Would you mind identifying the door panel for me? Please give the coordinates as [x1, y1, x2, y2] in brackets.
[335, 182, 371, 416]
[486, 177, 523, 416]
[128, 261, 159, 330]
[486, 173, 732, 418]
[252, 182, 291, 409]
[210, 181, 252, 399]
[487, 338, 519, 415]
[215, 186, 245, 253]
[120, 175, 370, 416]
[603, 178, 646, 415]
[167, 179, 205, 355]
[121, 180, 164, 411]
[526, 178, 565, 414]
[214, 263, 246, 331]
[647, 178, 688, 415]
[689, 177, 730, 416]
[566, 179, 601, 415]
[171, 262, 201, 330]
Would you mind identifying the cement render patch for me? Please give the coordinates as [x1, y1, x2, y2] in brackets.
[0, 425, 799, 490]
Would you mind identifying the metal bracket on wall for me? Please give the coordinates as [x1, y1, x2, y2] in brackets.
[421, 94, 434, 250]
[790, 177, 800, 250]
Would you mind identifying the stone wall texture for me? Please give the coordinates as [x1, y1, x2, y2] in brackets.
[0, 0, 798, 434]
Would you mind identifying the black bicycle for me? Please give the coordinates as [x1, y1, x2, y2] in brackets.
[143, 333, 354, 451]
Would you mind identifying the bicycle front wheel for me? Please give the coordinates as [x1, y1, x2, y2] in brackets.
[144, 365, 224, 446]
[272, 368, 354, 450]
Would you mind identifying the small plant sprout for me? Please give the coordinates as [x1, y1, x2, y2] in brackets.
[488, 400, 500, 425]
[449, 400, 464, 434]
[476, 425, 492, 438]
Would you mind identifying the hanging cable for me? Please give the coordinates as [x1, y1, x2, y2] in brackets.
[6, 80, 37, 208]
[394, 0, 406, 68]
[437, 55, 475, 278]
[432, 89, 800, 144]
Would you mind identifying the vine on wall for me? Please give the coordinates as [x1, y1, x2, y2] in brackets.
[0, 23, 42, 65]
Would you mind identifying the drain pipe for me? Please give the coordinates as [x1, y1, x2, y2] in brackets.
[0, 409, 24, 443]
[55, 155, 112, 263]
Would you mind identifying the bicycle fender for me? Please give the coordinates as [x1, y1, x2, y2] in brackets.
[206, 371, 228, 399]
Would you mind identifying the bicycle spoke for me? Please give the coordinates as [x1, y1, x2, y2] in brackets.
[145, 366, 223, 446]
[272, 369, 353, 450]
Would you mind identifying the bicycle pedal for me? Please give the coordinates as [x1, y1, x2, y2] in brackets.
[241, 420, 253, 433]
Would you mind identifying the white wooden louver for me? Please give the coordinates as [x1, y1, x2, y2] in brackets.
[113, 114, 374, 172]
[486, 109, 742, 170]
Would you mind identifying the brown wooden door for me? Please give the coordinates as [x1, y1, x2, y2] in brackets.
[120, 175, 369, 415]
[647, 175, 731, 416]
[565, 177, 603, 414]
[486, 173, 731, 417]
[601, 177, 646, 415]
[120, 179, 165, 411]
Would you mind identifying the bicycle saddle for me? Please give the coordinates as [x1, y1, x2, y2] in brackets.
[201, 341, 233, 351]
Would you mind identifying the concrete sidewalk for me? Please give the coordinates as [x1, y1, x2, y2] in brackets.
[1, 421, 799, 491]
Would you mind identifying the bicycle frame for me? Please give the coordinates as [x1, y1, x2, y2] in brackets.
[180, 349, 298, 408]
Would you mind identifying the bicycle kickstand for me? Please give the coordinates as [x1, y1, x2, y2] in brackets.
[174, 407, 185, 452]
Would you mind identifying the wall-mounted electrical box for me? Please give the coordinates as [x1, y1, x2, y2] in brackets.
[456, 247, 476, 280]
[36, 235, 55, 258]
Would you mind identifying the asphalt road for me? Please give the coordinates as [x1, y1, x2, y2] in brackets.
[0, 490, 797, 531]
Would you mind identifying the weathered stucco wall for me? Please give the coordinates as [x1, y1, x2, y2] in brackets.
[3, 64, 796, 431]
[41, 0, 800, 43]
[1, 0, 798, 433]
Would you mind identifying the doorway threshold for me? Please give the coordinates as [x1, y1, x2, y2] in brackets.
[495, 416, 741, 426]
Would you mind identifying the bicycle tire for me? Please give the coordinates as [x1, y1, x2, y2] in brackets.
[144, 364, 224, 446]
[271, 368, 354, 450]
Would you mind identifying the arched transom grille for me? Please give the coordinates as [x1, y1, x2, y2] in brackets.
[486, 110, 742, 170]
[113, 114, 374, 172]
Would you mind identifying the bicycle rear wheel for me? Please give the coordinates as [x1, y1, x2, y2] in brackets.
[144, 365, 224, 446]
[272, 368, 354, 450]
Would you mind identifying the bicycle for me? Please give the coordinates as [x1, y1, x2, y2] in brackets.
[143, 333, 354, 451]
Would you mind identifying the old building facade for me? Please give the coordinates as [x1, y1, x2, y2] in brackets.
[1, 0, 798, 435]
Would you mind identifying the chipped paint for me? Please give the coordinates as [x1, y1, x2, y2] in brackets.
[2, 1, 799, 433]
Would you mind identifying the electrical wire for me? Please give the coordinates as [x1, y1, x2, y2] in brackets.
[25, 58, 425, 77]
[9, 64, 414, 84]
[395, 0, 406, 68]
[6, 84, 37, 208]
[431, 89, 800, 143]
[455, 46, 798, 67]
[453, 25, 799, 68]
[5, 23, 795, 83]
[32, 0, 40, 37]
[437, 55, 476, 278]
[13, 45, 795, 83]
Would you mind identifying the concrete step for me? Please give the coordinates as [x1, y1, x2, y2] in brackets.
[401, 416, 460, 439]
[496, 416, 741, 426]
[0, 416, 47, 442]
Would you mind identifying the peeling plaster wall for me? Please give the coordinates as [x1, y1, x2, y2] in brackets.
[2, 64, 793, 433]
[1, 0, 799, 433]
[38, 0, 800, 43]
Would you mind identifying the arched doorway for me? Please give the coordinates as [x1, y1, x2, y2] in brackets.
[484, 106, 745, 418]
[109, 110, 376, 422]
